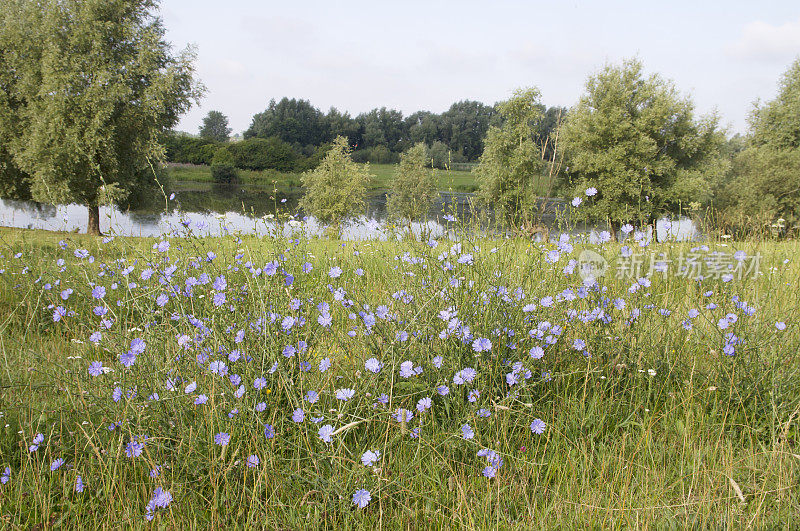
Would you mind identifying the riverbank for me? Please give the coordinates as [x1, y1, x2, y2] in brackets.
[166, 162, 481, 192]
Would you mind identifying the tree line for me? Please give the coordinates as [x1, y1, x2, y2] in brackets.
[170, 97, 566, 169]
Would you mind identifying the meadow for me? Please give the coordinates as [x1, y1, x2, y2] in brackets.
[0, 220, 798, 528]
[166, 163, 480, 192]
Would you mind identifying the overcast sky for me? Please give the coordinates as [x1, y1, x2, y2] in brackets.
[160, 0, 800, 137]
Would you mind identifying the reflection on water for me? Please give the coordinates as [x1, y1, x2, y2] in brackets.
[0, 182, 699, 241]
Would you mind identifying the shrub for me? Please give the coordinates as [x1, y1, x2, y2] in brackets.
[210, 148, 239, 184]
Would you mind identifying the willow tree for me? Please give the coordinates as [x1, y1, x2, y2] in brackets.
[388, 142, 437, 224]
[474, 87, 545, 229]
[0, 0, 202, 234]
[560, 58, 726, 238]
[300, 136, 371, 230]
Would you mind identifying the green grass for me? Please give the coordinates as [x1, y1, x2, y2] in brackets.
[0, 226, 798, 527]
[166, 163, 480, 192]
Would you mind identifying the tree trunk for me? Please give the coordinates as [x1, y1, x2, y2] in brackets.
[609, 219, 620, 242]
[87, 204, 102, 235]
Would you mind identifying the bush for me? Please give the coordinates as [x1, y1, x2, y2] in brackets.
[164, 133, 219, 165]
[210, 148, 239, 184]
[429, 141, 466, 169]
[226, 137, 299, 172]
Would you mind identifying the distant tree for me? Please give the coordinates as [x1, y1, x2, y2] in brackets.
[474, 88, 546, 229]
[439, 100, 496, 161]
[560, 58, 726, 238]
[300, 136, 371, 229]
[720, 58, 800, 234]
[199, 110, 231, 142]
[325, 107, 360, 145]
[244, 98, 326, 146]
[357, 108, 406, 152]
[406, 111, 440, 146]
[388, 143, 438, 224]
[0, 0, 201, 234]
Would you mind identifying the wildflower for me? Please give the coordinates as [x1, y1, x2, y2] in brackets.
[194, 394, 208, 405]
[50, 458, 65, 471]
[89, 331, 102, 344]
[214, 432, 231, 446]
[585, 187, 597, 196]
[453, 367, 477, 385]
[394, 409, 414, 423]
[253, 377, 267, 390]
[530, 419, 546, 434]
[29, 433, 44, 452]
[75, 476, 85, 492]
[571, 197, 582, 207]
[91, 285, 106, 299]
[335, 388, 355, 401]
[432, 355, 443, 368]
[472, 337, 491, 352]
[776, 322, 786, 331]
[468, 389, 480, 402]
[246, 455, 260, 468]
[461, 424, 474, 439]
[88, 361, 104, 377]
[416, 397, 432, 412]
[319, 358, 331, 372]
[329, 266, 342, 278]
[185, 382, 197, 394]
[352, 489, 371, 509]
[145, 487, 173, 521]
[365, 357, 382, 373]
[126, 438, 146, 457]
[530, 346, 544, 359]
[436, 385, 450, 396]
[292, 408, 305, 423]
[399, 361, 414, 378]
[318, 424, 334, 443]
[264, 424, 275, 439]
[361, 450, 380, 467]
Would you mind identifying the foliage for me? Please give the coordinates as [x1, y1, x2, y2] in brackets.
[474, 88, 546, 228]
[164, 133, 219, 165]
[388, 143, 438, 223]
[428, 141, 466, 169]
[0, 0, 202, 233]
[225, 137, 299, 172]
[719, 58, 800, 235]
[199, 110, 231, 142]
[300, 136, 371, 227]
[559, 58, 727, 233]
[244, 97, 328, 146]
[438, 100, 497, 161]
[210, 147, 239, 184]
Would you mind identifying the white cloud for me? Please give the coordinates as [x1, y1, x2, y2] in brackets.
[728, 18, 800, 62]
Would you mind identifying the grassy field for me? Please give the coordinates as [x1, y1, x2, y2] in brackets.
[166, 163, 480, 192]
[0, 225, 798, 527]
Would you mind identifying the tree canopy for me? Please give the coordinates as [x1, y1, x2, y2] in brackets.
[559, 58, 726, 235]
[300, 136, 371, 229]
[720, 58, 800, 234]
[388, 143, 438, 224]
[0, 0, 202, 234]
[199, 110, 231, 142]
[474, 88, 546, 229]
